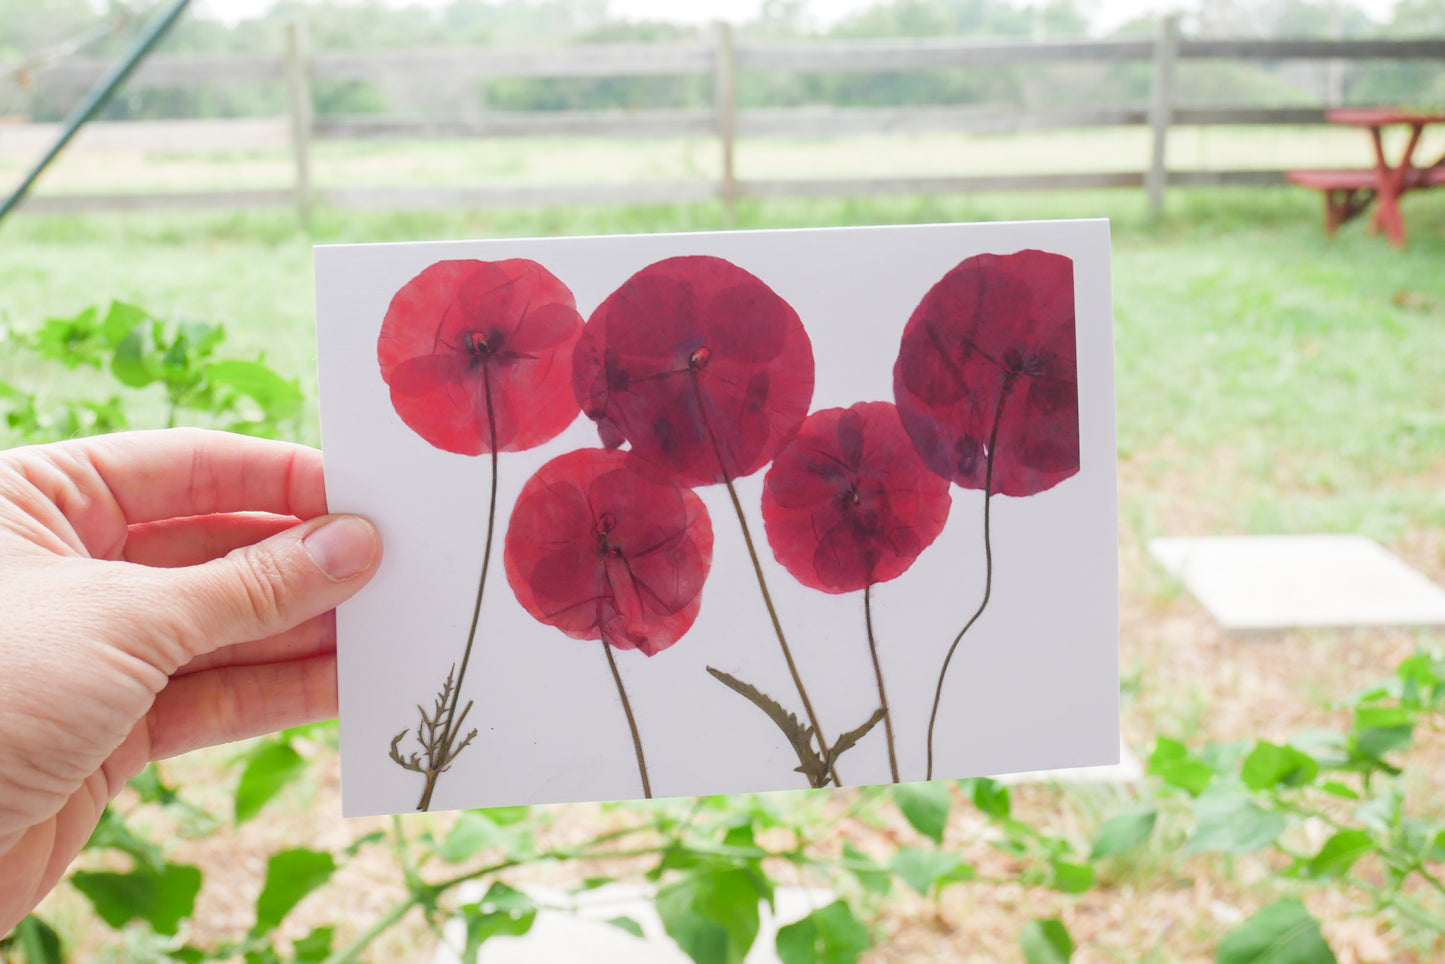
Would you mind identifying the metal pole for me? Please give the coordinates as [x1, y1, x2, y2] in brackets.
[0, 0, 193, 224]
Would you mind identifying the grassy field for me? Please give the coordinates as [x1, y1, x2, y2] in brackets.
[4, 125, 1443, 193]
[4, 163, 1445, 962]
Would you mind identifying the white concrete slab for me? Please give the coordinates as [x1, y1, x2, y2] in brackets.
[1149, 535, 1445, 632]
[432, 884, 835, 964]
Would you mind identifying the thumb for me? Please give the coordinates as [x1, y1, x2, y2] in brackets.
[164, 514, 381, 656]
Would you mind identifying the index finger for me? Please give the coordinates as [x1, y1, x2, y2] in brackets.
[29, 428, 328, 529]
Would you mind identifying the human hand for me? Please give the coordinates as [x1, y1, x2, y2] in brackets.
[0, 429, 381, 934]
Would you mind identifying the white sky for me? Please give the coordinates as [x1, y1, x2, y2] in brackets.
[193, 0, 1399, 36]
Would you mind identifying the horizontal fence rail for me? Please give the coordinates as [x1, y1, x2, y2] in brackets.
[4, 21, 1444, 219]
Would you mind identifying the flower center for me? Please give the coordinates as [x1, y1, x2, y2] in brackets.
[595, 512, 622, 555]
[688, 346, 711, 371]
[466, 331, 494, 357]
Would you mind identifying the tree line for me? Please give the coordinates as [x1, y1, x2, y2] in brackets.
[2, 0, 1442, 123]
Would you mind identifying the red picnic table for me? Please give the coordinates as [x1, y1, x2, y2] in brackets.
[1286, 107, 1445, 247]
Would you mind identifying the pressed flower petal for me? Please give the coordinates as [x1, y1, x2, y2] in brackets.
[574, 255, 814, 487]
[763, 402, 951, 595]
[893, 249, 1079, 498]
[505, 448, 714, 655]
[378, 258, 584, 455]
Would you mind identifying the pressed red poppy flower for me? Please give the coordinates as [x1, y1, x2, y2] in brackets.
[893, 249, 1078, 498]
[504, 448, 714, 656]
[763, 401, 951, 595]
[573, 255, 815, 488]
[378, 258, 584, 456]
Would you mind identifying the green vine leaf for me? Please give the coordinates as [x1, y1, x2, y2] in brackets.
[70, 862, 202, 936]
[775, 900, 871, 964]
[1215, 900, 1337, 964]
[1020, 918, 1074, 964]
[252, 848, 336, 937]
[234, 740, 307, 826]
[892, 782, 951, 843]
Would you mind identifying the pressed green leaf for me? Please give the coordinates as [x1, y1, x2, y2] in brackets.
[1303, 830, 1374, 879]
[252, 848, 336, 936]
[842, 842, 891, 895]
[1241, 742, 1320, 791]
[892, 782, 950, 843]
[608, 916, 645, 939]
[1020, 918, 1074, 964]
[890, 847, 967, 896]
[775, 900, 871, 964]
[71, 863, 202, 936]
[1185, 789, 1286, 855]
[234, 742, 306, 825]
[1090, 806, 1157, 859]
[1215, 900, 1337, 964]
[206, 360, 304, 420]
[656, 868, 766, 964]
[1148, 738, 1214, 796]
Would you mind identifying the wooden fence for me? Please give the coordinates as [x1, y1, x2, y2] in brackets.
[5, 19, 1445, 219]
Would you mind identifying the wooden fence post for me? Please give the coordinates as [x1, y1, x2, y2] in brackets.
[1146, 13, 1179, 220]
[712, 20, 738, 226]
[284, 20, 314, 226]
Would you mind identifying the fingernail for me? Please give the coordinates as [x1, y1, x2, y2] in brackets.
[304, 516, 378, 580]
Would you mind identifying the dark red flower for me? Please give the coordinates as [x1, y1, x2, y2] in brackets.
[504, 448, 714, 656]
[762, 402, 952, 594]
[573, 255, 814, 488]
[378, 259, 583, 455]
[893, 250, 1078, 498]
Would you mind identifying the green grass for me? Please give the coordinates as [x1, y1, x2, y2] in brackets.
[3, 184, 1444, 541]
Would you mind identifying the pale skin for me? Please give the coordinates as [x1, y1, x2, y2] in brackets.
[0, 429, 382, 935]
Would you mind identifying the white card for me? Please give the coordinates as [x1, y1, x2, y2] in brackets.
[315, 220, 1118, 816]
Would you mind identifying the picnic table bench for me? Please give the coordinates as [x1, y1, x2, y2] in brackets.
[1286, 107, 1445, 247]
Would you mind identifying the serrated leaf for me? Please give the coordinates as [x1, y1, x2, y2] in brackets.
[1090, 806, 1157, 859]
[71, 863, 202, 936]
[656, 867, 767, 964]
[1215, 900, 1337, 964]
[1020, 918, 1074, 964]
[234, 741, 306, 825]
[825, 708, 887, 769]
[775, 900, 871, 964]
[707, 667, 826, 787]
[252, 848, 336, 936]
[892, 782, 950, 843]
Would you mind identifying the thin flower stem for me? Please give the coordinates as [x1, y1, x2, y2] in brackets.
[602, 637, 653, 798]
[721, 474, 841, 787]
[863, 584, 899, 783]
[925, 377, 1013, 781]
[417, 366, 500, 811]
[688, 374, 839, 785]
